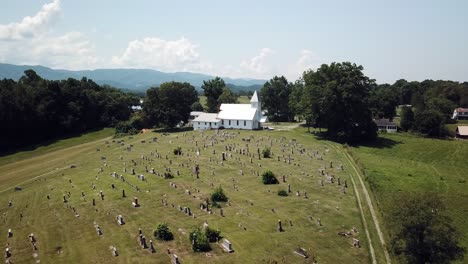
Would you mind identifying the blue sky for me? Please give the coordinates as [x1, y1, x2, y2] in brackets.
[0, 0, 467, 83]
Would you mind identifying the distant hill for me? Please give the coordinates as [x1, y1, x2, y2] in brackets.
[0, 63, 266, 92]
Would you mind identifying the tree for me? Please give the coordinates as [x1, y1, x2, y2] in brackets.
[217, 87, 238, 104]
[413, 109, 446, 137]
[262, 171, 279, 184]
[154, 223, 174, 241]
[289, 80, 305, 122]
[260, 76, 294, 122]
[369, 84, 399, 119]
[388, 193, 465, 264]
[191, 101, 204, 112]
[189, 228, 211, 252]
[143, 82, 198, 128]
[211, 186, 228, 202]
[202, 77, 225, 113]
[400, 106, 414, 131]
[302, 62, 377, 142]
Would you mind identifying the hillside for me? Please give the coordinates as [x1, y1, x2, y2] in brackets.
[0, 128, 376, 263]
[0, 63, 265, 92]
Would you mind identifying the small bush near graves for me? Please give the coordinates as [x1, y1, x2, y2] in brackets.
[189, 228, 211, 252]
[154, 223, 174, 241]
[262, 171, 279, 184]
[164, 172, 174, 179]
[262, 147, 271, 158]
[173, 146, 182, 155]
[205, 227, 221, 242]
[211, 186, 228, 202]
[212, 201, 221, 208]
[277, 190, 288, 196]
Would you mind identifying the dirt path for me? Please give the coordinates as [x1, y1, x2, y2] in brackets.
[338, 146, 392, 264]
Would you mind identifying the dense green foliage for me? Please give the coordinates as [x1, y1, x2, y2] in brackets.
[277, 190, 288, 196]
[217, 87, 238, 104]
[205, 227, 221, 242]
[189, 227, 211, 252]
[143, 81, 198, 128]
[0, 70, 139, 150]
[154, 223, 174, 241]
[210, 186, 228, 202]
[301, 62, 377, 142]
[260, 76, 294, 122]
[202, 77, 226, 113]
[262, 147, 271, 158]
[388, 193, 465, 264]
[262, 170, 279, 184]
[202, 77, 239, 112]
[399, 106, 414, 131]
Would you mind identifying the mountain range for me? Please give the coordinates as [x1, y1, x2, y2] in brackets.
[0, 63, 265, 93]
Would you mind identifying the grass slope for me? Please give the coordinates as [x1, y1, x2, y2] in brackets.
[348, 133, 468, 253]
[0, 128, 370, 263]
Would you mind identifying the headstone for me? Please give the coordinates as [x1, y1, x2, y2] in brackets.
[92, 198, 96, 206]
[7, 229, 12, 238]
[149, 239, 155, 253]
[221, 238, 234, 253]
[282, 175, 286, 182]
[117, 215, 125, 225]
[317, 218, 321, 226]
[344, 179, 348, 188]
[277, 220, 284, 232]
[5, 247, 11, 258]
[132, 197, 140, 207]
[112, 246, 118, 256]
[96, 225, 103, 236]
[171, 254, 180, 264]
[122, 190, 126, 198]
[288, 184, 291, 193]
[352, 238, 360, 248]
[63, 195, 67, 203]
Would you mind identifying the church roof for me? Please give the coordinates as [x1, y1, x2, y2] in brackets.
[218, 104, 257, 120]
[192, 113, 221, 123]
[250, 91, 259, 103]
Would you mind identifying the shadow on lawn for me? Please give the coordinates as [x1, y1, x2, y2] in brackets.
[311, 131, 402, 149]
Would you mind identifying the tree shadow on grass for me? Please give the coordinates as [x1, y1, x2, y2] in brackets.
[0, 127, 105, 157]
[311, 131, 402, 149]
[152, 127, 194, 133]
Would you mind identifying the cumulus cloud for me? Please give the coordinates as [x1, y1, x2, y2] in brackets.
[111, 37, 213, 72]
[239, 48, 276, 78]
[0, 0, 99, 69]
[0, 0, 61, 40]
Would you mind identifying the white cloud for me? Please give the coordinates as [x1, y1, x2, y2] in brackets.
[239, 48, 276, 79]
[0, 0, 61, 40]
[285, 49, 321, 80]
[111, 37, 213, 72]
[0, 0, 99, 69]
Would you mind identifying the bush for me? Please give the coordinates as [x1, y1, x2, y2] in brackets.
[211, 186, 228, 202]
[189, 228, 211, 252]
[154, 223, 174, 241]
[277, 190, 288, 196]
[262, 171, 279, 184]
[262, 147, 271, 158]
[205, 227, 221, 242]
[173, 146, 182, 155]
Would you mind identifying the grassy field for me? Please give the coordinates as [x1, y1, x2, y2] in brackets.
[0, 128, 374, 263]
[347, 132, 468, 255]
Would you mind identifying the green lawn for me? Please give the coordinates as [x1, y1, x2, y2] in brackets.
[348, 132, 468, 255]
[0, 128, 373, 263]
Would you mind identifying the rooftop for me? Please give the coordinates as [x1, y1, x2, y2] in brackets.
[457, 126, 468, 136]
[218, 104, 257, 120]
[192, 113, 221, 123]
[373, 118, 396, 126]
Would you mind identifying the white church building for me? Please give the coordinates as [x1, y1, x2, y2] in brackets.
[191, 91, 267, 130]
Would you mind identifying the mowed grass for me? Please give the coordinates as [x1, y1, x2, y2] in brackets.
[348, 133, 468, 251]
[0, 128, 370, 263]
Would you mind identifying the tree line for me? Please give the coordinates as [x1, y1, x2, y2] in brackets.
[0, 70, 139, 151]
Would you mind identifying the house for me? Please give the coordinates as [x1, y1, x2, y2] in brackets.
[192, 91, 267, 130]
[452, 108, 468, 120]
[456, 126, 468, 139]
[373, 118, 397, 133]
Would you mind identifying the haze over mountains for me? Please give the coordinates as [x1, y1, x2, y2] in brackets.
[0, 63, 265, 93]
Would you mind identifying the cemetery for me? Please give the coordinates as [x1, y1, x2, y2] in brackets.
[0, 129, 371, 263]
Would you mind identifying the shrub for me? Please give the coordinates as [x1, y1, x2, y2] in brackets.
[205, 227, 221, 242]
[211, 186, 228, 202]
[164, 172, 174, 179]
[173, 146, 182, 155]
[277, 190, 288, 196]
[262, 147, 271, 158]
[154, 223, 174, 241]
[189, 228, 211, 252]
[262, 171, 279, 184]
